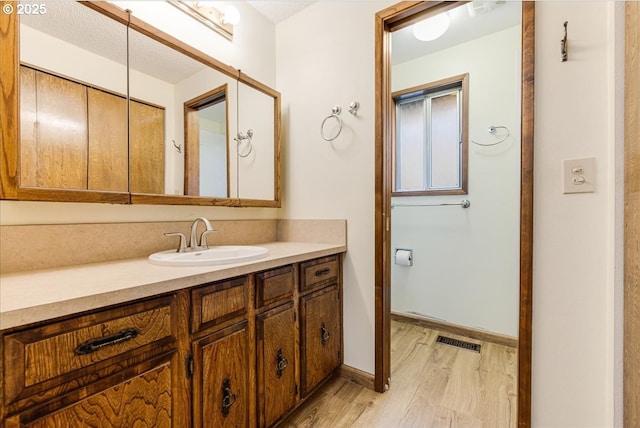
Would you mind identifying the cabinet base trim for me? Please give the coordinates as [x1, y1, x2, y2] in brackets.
[339, 365, 375, 391]
[391, 311, 517, 348]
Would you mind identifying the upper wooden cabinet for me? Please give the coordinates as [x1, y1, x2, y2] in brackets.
[20, 67, 89, 190]
[0, 1, 281, 207]
[87, 88, 128, 192]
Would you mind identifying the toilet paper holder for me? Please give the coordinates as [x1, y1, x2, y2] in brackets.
[394, 248, 413, 266]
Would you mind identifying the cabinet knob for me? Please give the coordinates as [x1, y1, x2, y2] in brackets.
[320, 322, 330, 347]
[276, 348, 288, 378]
[221, 378, 237, 417]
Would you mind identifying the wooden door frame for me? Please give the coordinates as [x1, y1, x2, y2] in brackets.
[624, 2, 639, 426]
[373, 2, 535, 427]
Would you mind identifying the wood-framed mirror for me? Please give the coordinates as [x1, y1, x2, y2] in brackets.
[0, 1, 281, 208]
[374, 1, 534, 426]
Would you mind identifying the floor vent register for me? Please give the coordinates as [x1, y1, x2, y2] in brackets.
[435, 335, 481, 353]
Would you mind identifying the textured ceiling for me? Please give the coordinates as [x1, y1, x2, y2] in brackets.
[21, 1, 206, 84]
[247, 1, 316, 24]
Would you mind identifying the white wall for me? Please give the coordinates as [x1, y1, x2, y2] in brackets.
[277, 1, 393, 373]
[390, 26, 521, 338]
[278, 1, 622, 427]
[532, 2, 622, 427]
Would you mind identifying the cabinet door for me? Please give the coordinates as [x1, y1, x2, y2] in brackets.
[6, 352, 177, 427]
[192, 321, 249, 428]
[256, 303, 297, 427]
[130, 101, 165, 194]
[87, 88, 128, 191]
[20, 67, 88, 189]
[300, 285, 341, 397]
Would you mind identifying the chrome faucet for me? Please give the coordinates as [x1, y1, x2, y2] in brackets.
[165, 217, 216, 253]
[189, 217, 216, 251]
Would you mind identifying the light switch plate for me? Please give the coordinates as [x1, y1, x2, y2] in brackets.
[562, 157, 595, 194]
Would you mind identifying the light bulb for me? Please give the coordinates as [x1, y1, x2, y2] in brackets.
[412, 13, 450, 41]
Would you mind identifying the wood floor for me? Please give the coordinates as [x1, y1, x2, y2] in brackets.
[282, 320, 517, 428]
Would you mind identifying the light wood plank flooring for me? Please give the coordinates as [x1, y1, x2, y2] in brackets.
[282, 320, 517, 428]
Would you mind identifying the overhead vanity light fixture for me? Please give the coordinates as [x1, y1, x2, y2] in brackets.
[168, 1, 240, 40]
[412, 12, 450, 41]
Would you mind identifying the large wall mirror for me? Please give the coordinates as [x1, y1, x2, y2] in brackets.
[0, 1, 281, 207]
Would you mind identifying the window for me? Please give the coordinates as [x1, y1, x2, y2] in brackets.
[393, 74, 468, 195]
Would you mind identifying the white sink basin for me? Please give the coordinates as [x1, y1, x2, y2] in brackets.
[148, 246, 269, 267]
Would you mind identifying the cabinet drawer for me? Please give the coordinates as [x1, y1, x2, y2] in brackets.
[191, 276, 248, 332]
[6, 351, 177, 427]
[3, 295, 175, 405]
[256, 265, 294, 308]
[300, 255, 339, 293]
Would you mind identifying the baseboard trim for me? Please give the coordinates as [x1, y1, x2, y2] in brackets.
[339, 364, 375, 391]
[391, 311, 518, 348]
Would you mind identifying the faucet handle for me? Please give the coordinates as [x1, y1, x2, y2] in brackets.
[200, 229, 217, 249]
[164, 232, 187, 252]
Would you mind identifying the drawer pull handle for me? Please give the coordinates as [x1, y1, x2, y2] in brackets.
[276, 347, 288, 378]
[221, 378, 237, 417]
[74, 328, 140, 355]
[315, 268, 331, 277]
[320, 322, 330, 346]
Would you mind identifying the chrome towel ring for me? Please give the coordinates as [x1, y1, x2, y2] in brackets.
[235, 129, 253, 157]
[321, 105, 342, 142]
[471, 125, 510, 146]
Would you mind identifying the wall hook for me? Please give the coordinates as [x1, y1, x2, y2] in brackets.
[172, 139, 182, 154]
[348, 101, 360, 116]
[561, 21, 568, 62]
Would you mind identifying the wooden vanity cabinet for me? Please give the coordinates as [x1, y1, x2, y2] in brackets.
[1, 254, 344, 428]
[1, 294, 185, 427]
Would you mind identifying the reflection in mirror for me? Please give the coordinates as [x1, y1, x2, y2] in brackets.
[127, 23, 237, 198]
[184, 85, 229, 198]
[19, 2, 128, 192]
[5, 2, 281, 206]
[237, 80, 276, 201]
[389, 0, 522, 356]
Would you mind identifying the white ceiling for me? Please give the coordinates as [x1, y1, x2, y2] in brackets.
[248, 1, 316, 24]
[392, 2, 521, 65]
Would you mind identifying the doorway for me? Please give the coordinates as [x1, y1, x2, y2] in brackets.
[374, 2, 534, 427]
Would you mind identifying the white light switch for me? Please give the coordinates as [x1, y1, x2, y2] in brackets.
[562, 157, 595, 194]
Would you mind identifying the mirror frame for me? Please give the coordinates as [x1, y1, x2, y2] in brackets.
[374, 2, 534, 426]
[0, 1, 281, 208]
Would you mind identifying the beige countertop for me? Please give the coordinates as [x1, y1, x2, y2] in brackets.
[0, 241, 346, 331]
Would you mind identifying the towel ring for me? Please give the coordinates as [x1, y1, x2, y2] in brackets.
[471, 125, 510, 147]
[321, 106, 342, 141]
[235, 129, 253, 158]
